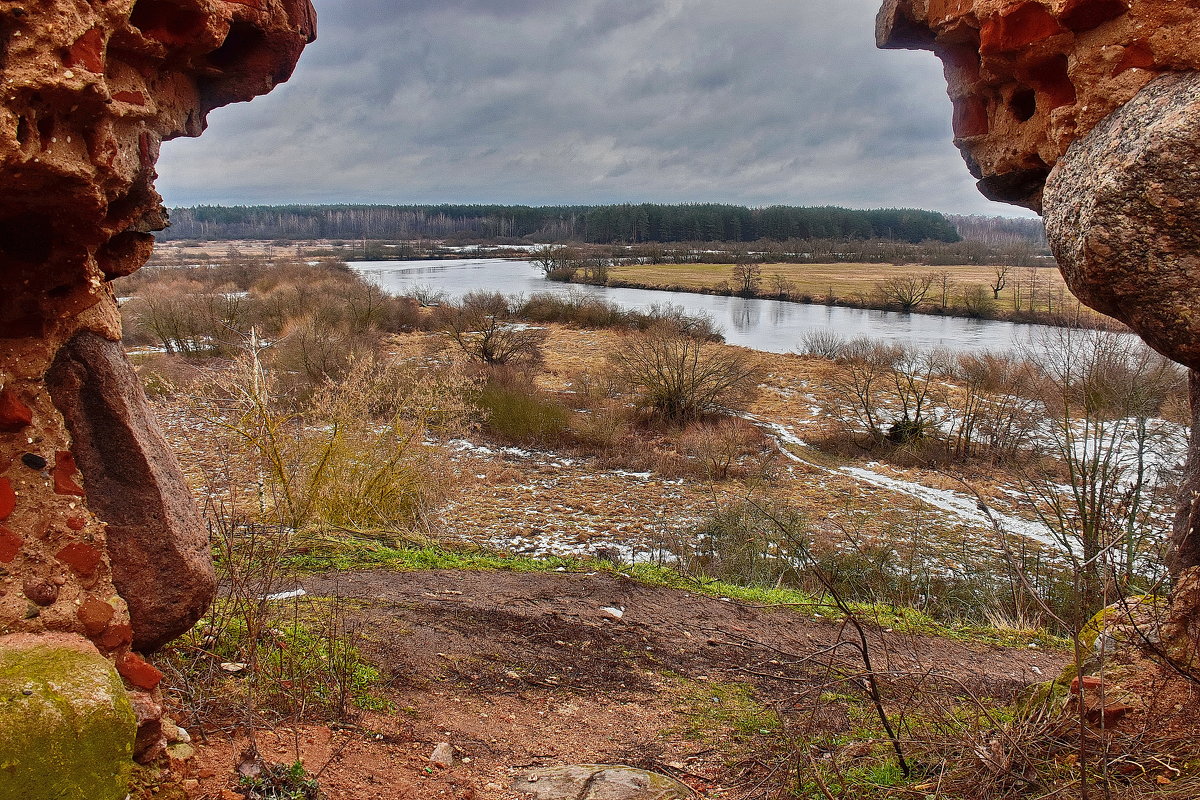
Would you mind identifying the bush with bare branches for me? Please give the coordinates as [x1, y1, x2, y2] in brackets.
[611, 326, 761, 422]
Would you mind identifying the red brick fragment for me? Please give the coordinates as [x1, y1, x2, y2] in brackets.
[1086, 701, 1133, 727]
[77, 597, 115, 636]
[980, 3, 1065, 54]
[66, 28, 105, 73]
[952, 94, 990, 138]
[0, 478, 13, 520]
[66, 515, 87, 531]
[0, 526, 21, 562]
[97, 623, 133, 651]
[111, 90, 147, 105]
[53, 451, 85, 496]
[1071, 675, 1106, 692]
[56, 541, 102, 576]
[0, 388, 32, 431]
[118, 652, 163, 690]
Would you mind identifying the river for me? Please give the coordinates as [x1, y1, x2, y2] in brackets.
[352, 258, 1060, 356]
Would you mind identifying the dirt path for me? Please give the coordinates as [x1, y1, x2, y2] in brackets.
[185, 569, 1066, 800]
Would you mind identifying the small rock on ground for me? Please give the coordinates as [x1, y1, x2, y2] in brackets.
[514, 764, 691, 799]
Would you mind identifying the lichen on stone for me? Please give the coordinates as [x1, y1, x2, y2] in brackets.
[0, 634, 136, 800]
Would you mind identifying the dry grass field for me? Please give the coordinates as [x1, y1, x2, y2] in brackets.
[609, 261, 1083, 314]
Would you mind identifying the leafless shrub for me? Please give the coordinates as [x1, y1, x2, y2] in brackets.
[959, 283, 999, 317]
[798, 329, 847, 360]
[678, 418, 775, 481]
[611, 326, 761, 423]
[437, 306, 546, 368]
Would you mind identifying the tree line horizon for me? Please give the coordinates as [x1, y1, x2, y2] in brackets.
[158, 203, 1045, 247]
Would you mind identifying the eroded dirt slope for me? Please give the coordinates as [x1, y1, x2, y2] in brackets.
[186, 569, 1065, 799]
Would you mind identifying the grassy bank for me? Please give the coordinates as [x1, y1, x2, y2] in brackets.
[605, 261, 1124, 329]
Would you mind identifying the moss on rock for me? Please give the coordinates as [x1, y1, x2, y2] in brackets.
[0, 633, 136, 800]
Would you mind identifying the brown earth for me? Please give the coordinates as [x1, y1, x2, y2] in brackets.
[180, 569, 1066, 800]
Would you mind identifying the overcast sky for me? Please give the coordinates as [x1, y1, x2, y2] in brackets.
[156, 0, 1028, 216]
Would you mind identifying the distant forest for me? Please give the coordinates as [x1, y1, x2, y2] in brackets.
[159, 203, 978, 245]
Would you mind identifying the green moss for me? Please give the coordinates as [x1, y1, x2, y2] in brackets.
[1077, 594, 1166, 652]
[0, 642, 136, 800]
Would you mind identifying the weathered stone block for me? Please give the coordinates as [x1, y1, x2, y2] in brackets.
[0, 633, 136, 800]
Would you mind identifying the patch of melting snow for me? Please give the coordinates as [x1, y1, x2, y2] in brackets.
[449, 439, 495, 455]
[610, 469, 653, 480]
[262, 588, 307, 602]
[840, 466, 1058, 547]
[744, 415, 1062, 549]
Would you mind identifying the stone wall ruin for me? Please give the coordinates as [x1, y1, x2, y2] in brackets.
[877, 0, 1200, 590]
[0, 0, 314, 784]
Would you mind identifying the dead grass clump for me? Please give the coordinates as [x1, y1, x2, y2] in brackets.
[120, 259, 421, 393]
[474, 368, 572, 447]
[185, 346, 472, 535]
[676, 418, 777, 482]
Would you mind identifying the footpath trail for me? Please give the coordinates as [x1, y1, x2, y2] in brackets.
[189, 569, 1066, 800]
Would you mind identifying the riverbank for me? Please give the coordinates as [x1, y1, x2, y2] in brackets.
[599, 261, 1126, 331]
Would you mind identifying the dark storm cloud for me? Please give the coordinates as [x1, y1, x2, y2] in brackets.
[156, 0, 1025, 215]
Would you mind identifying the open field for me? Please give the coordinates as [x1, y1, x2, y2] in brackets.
[609, 261, 1090, 315]
[120, 257, 1189, 799]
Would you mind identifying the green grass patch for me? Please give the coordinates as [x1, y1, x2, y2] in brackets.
[676, 679, 782, 742]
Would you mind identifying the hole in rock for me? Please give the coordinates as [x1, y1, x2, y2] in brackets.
[1009, 88, 1037, 122]
[14, 115, 27, 147]
[1023, 55, 1076, 109]
[129, 0, 208, 47]
[208, 21, 268, 72]
[1060, 0, 1129, 33]
[104, 187, 151, 226]
[0, 213, 54, 264]
[36, 115, 53, 150]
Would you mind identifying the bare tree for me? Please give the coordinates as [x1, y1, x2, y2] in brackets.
[769, 273, 795, 300]
[991, 264, 1011, 300]
[875, 273, 935, 312]
[931, 270, 955, 308]
[530, 245, 580, 281]
[1021, 328, 1186, 610]
[731, 260, 763, 297]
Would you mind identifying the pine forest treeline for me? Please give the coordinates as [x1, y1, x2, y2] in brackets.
[160, 203, 968, 245]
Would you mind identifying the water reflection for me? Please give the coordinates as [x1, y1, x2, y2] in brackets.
[728, 297, 761, 333]
[353, 258, 1061, 356]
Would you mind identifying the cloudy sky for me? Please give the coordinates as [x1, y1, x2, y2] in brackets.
[157, 0, 1025, 216]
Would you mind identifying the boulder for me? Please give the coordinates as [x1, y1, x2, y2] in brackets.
[48, 332, 215, 652]
[0, 633, 136, 800]
[1043, 72, 1200, 371]
[514, 765, 692, 800]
